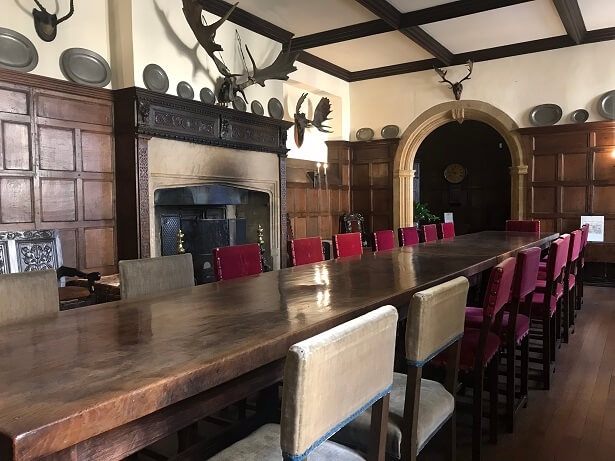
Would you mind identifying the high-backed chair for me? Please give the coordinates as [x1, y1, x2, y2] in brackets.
[119, 253, 194, 299]
[341, 212, 368, 247]
[438, 222, 455, 239]
[209, 305, 398, 461]
[505, 220, 541, 233]
[397, 227, 419, 247]
[334, 277, 469, 461]
[562, 229, 582, 337]
[372, 230, 395, 251]
[212, 243, 262, 281]
[288, 237, 324, 267]
[333, 232, 363, 258]
[577, 223, 590, 308]
[0, 270, 58, 326]
[422, 224, 438, 242]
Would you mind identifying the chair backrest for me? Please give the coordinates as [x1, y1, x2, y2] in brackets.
[289, 237, 324, 267]
[280, 305, 398, 460]
[119, 253, 194, 299]
[333, 232, 363, 258]
[580, 223, 589, 249]
[505, 220, 540, 233]
[372, 229, 395, 251]
[545, 234, 570, 282]
[511, 247, 541, 299]
[212, 243, 262, 281]
[568, 229, 583, 263]
[405, 277, 469, 366]
[482, 257, 516, 321]
[438, 222, 455, 239]
[0, 229, 63, 274]
[341, 212, 365, 234]
[0, 270, 58, 326]
[422, 224, 438, 242]
[398, 227, 419, 247]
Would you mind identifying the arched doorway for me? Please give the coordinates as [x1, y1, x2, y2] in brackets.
[414, 120, 511, 233]
[393, 100, 528, 229]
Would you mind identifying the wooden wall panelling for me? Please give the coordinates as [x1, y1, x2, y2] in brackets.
[519, 121, 615, 263]
[0, 70, 116, 274]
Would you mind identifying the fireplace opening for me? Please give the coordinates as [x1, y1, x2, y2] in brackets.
[155, 185, 271, 284]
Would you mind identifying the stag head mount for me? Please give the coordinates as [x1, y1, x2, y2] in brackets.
[293, 93, 333, 148]
[32, 0, 75, 42]
[434, 60, 473, 101]
[182, 0, 299, 105]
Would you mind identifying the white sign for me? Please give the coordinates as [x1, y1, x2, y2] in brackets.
[444, 212, 454, 223]
[580, 216, 604, 242]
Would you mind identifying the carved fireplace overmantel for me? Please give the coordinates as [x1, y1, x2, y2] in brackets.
[113, 87, 293, 263]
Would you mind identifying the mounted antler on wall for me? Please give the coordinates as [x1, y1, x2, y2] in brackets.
[293, 93, 333, 147]
[434, 60, 473, 100]
[32, 0, 75, 42]
[182, 0, 300, 104]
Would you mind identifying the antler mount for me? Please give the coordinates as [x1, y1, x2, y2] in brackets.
[434, 60, 473, 101]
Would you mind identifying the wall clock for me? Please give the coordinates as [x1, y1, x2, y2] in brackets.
[443, 163, 466, 184]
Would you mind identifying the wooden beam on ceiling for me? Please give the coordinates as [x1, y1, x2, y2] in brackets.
[297, 52, 351, 81]
[289, 20, 393, 51]
[584, 27, 615, 43]
[552, 0, 586, 44]
[353, 0, 401, 28]
[349, 59, 440, 82]
[400, 0, 534, 28]
[401, 27, 453, 66]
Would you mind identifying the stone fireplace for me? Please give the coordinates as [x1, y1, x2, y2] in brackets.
[113, 88, 292, 270]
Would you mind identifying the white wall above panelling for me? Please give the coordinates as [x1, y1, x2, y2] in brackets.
[578, 0, 615, 31]
[0, 0, 111, 86]
[422, 0, 566, 54]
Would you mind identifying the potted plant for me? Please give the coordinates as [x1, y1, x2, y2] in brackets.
[413, 201, 440, 228]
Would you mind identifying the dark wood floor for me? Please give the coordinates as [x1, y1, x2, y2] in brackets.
[447, 285, 615, 461]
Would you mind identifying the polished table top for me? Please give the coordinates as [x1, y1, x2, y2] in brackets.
[0, 231, 557, 460]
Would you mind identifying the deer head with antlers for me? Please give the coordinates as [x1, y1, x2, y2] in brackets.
[182, 0, 300, 104]
[434, 60, 473, 100]
[32, 0, 75, 42]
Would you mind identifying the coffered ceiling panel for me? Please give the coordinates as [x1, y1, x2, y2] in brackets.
[309, 31, 434, 72]
[578, 0, 615, 31]
[421, 0, 566, 54]
[387, 0, 459, 14]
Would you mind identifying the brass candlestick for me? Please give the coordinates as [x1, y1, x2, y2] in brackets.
[177, 228, 185, 254]
[257, 224, 271, 272]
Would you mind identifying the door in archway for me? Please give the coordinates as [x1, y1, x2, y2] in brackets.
[413, 120, 511, 234]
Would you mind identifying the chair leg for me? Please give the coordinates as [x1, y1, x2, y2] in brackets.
[489, 358, 499, 444]
[442, 414, 456, 461]
[550, 313, 557, 362]
[562, 291, 570, 344]
[472, 367, 484, 461]
[520, 336, 529, 408]
[506, 343, 515, 433]
[543, 313, 551, 390]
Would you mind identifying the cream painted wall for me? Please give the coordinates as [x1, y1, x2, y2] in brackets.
[0, 0, 111, 87]
[349, 40, 615, 139]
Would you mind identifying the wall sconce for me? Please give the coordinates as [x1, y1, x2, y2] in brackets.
[307, 162, 328, 187]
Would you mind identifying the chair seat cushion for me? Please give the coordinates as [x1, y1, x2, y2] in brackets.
[58, 286, 90, 302]
[459, 328, 501, 369]
[501, 312, 530, 344]
[534, 281, 564, 299]
[333, 373, 454, 458]
[531, 292, 557, 317]
[209, 423, 364, 461]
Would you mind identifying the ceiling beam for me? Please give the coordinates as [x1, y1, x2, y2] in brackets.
[584, 27, 615, 43]
[401, 27, 453, 66]
[400, 0, 533, 28]
[349, 59, 440, 82]
[289, 20, 393, 51]
[353, 0, 401, 28]
[552, 0, 586, 44]
[297, 52, 351, 81]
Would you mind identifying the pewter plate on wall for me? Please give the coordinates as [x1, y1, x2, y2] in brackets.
[177, 81, 194, 99]
[597, 90, 615, 120]
[381, 124, 400, 138]
[570, 109, 589, 123]
[143, 63, 169, 93]
[232, 96, 246, 111]
[251, 100, 264, 116]
[60, 48, 111, 87]
[356, 127, 374, 141]
[0, 27, 38, 72]
[529, 104, 562, 126]
[200, 87, 215, 104]
[268, 97, 284, 119]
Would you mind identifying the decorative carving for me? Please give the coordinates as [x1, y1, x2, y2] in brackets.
[220, 118, 229, 138]
[451, 107, 465, 124]
[0, 230, 55, 240]
[0, 242, 9, 274]
[137, 136, 151, 258]
[138, 101, 150, 123]
[17, 240, 58, 272]
[153, 109, 215, 135]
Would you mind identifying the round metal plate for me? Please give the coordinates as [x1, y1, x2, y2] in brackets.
[251, 100, 264, 115]
[381, 124, 400, 138]
[60, 48, 111, 87]
[232, 96, 246, 111]
[200, 87, 215, 104]
[177, 81, 194, 99]
[143, 63, 169, 93]
[0, 27, 38, 72]
[570, 109, 589, 123]
[529, 104, 562, 127]
[597, 90, 615, 120]
[356, 127, 374, 141]
[267, 97, 284, 119]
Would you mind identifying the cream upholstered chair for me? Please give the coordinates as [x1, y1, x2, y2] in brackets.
[0, 270, 59, 326]
[119, 253, 194, 299]
[209, 305, 398, 461]
[334, 277, 469, 461]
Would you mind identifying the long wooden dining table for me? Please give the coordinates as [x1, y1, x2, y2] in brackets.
[0, 231, 557, 461]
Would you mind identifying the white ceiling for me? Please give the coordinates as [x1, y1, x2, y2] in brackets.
[208, 0, 615, 80]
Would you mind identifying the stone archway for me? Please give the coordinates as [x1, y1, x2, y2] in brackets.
[393, 100, 528, 229]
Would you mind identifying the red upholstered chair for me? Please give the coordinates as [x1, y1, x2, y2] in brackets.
[288, 237, 324, 267]
[372, 230, 395, 251]
[439, 222, 455, 239]
[397, 226, 419, 247]
[439, 257, 516, 461]
[577, 223, 590, 309]
[333, 232, 363, 258]
[422, 224, 438, 242]
[505, 220, 541, 233]
[212, 243, 262, 281]
[529, 234, 570, 389]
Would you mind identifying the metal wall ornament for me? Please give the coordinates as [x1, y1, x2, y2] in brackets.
[32, 0, 75, 42]
[434, 60, 473, 100]
[293, 93, 332, 148]
[182, 0, 300, 105]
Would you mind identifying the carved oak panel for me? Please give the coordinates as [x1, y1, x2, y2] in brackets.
[16, 239, 59, 271]
[0, 241, 9, 274]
